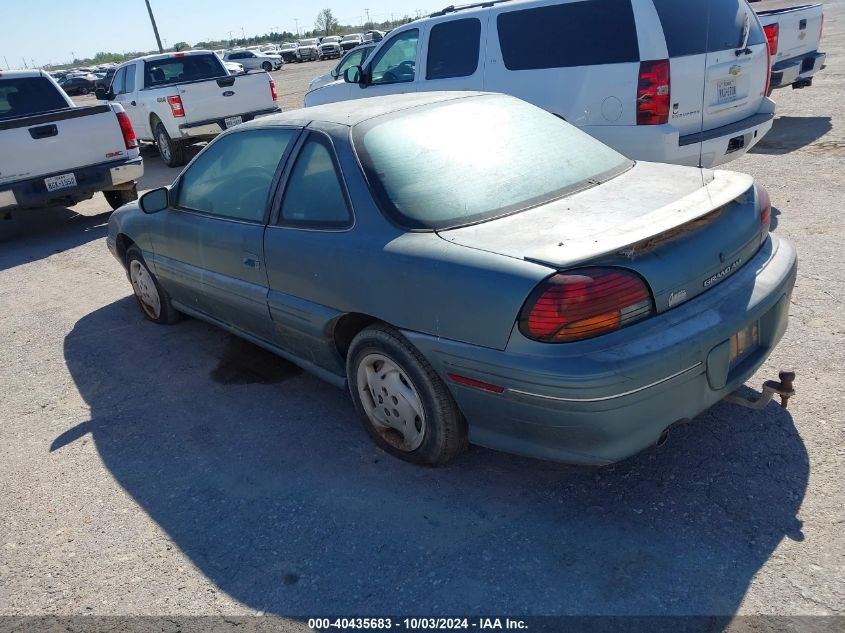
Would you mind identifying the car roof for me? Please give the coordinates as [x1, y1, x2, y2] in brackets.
[0, 69, 47, 79]
[241, 91, 495, 129]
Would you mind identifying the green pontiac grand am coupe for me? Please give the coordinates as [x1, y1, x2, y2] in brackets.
[107, 92, 797, 466]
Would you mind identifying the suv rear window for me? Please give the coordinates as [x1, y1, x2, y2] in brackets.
[497, 0, 639, 71]
[0, 77, 69, 121]
[653, 0, 766, 57]
[427, 18, 481, 80]
[144, 54, 226, 88]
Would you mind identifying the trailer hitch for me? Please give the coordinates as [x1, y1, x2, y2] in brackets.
[724, 371, 795, 410]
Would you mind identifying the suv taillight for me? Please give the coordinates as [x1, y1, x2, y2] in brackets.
[637, 60, 670, 126]
[519, 268, 654, 343]
[269, 77, 278, 101]
[167, 95, 185, 117]
[763, 23, 779, 55]
[115, 111, 138, 150]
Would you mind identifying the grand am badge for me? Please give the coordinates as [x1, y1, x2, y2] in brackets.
[704, 259, 742, 288]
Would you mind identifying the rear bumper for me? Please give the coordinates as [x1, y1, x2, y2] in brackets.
[178, 107, 282, 138]
[586, 97, 776, 168]
[771, 51, 826, 89]
[0, 155, 143, 211]
[404, 235, 797, 465]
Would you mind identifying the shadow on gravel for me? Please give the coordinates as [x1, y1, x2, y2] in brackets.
[60, 298, 809, 619]
[751, 116, 832, 155]
[0, 206, 110, 272]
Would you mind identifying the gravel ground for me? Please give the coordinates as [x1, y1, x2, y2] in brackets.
[1, 11, 843, 627]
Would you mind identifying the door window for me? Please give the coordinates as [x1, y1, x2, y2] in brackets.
[177, 128, 298, 222]
[426, 18, 481, 80]
[336, 47, 366, 77]
[279, 135, 351, 228]
[110, 67, 126, 94]
[123, 65, 136, 93]
[369, 29, 419, 85]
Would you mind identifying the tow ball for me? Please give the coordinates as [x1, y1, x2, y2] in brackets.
[724, 370, 795, 410]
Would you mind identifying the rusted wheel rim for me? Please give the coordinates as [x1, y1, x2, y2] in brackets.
[356, 353, 426, 452]
[129, 260, 161, 319]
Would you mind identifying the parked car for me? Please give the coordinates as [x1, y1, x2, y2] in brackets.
[307, 0, 776, 168]
[58, 75, 96, 96]
[751, 0, 825, 91]
[279, 42, 299, 63]
[363, 30, 385, 43]
[340, 33, 363, 51]
[297, 39, 321, 61]
[224, 61, 245, 74]
[319, 36, 343, 60]
[97, 51, 280, 166]
[0, 70, 143, 212]
[224, 49, 283, 72]
[309, 44, 376, 92]
[107, 91, 796, 466]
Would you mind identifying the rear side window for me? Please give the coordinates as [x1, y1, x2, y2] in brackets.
[144, 54, 226, 88]
[426, 18, 481, 80]
[0, 77, 69, 120]
[497, 0, 639, 71]
[653, 0, 765, 57]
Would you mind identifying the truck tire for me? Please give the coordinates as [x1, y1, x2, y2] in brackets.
[103, 185, 139, 211]
[155, 123, 186, 168]
[262, 61, 273, 72]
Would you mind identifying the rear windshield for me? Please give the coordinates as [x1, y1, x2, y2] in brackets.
[497, 0, 639, 71]
[0, 77, 69, 121]
[354, 95, 632, 230]
[144, 54, 226, 88]
[653, 0, 766, 57]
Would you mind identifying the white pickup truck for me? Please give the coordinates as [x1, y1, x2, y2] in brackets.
[751, 0, 826, 91]
[0, 70, 143, 214]
[97, 51, 280, 167]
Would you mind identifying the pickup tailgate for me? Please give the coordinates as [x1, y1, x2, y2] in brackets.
[756, 3, 824, 61]
[176, 73, 276, 124]
[0, 104, 129, 187]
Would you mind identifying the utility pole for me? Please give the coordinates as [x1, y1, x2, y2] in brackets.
[22, 58, 28, 69]
[3, 56, 9, 70]
[365, 8, 370, 25]
[240, 26, 245, 39]
[144, 0, 164, 53]
[294, 18, 299, 36]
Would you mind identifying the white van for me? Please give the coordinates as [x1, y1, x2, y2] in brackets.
[305, 0, 776, 168]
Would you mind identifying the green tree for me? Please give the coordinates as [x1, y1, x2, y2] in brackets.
[315, 8, 339, 36]
[172, 41, 191, 52]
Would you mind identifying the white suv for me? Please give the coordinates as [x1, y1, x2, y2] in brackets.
[223, 49, 283, 72]
[305, 0, 776, 168]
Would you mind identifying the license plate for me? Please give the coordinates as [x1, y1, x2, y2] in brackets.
[717, 79, 737, 103]
[224, 115, 243, 129]
[44, 172, 77, 192]
[730, 321, 760, 368]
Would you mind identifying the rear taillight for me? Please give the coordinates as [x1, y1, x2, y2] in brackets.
[763, 23, 779, 55]
[167, 95, 185, 117]
[115, 111, 138, 150]
[764, 31, 772, 96]
[758, 185, 772, 243]
[636, 60, 670, 126]
[519, 268, 654, 343]
[269, 77, 278, 101]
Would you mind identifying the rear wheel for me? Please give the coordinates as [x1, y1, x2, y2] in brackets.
[262, 61, 272, 72]
[126, 246, 180, 324]
[155, 123, 186, 168]
[347, 325, 467, 465]
[103, 185, 138, 211]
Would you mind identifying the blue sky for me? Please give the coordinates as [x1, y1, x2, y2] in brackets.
[1, 0, 436, 68]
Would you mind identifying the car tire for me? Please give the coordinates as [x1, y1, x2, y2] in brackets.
[262, 61, 272, 72]
[79, 87, 89, 95]
[155, 123, 186, 168]
[125, 246, 180, 325]
[103, 185, 138, 211]
[347, 324, 467, 466]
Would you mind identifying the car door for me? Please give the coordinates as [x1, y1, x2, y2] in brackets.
[263, 130, 355, 372]
[354, 28, 421, 99]
[419, 16, 485, 93]
[111, 63, 147, 138]
[153, 127, 300, 342]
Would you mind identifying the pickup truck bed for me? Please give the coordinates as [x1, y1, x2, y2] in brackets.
[752, 1, 825, 90]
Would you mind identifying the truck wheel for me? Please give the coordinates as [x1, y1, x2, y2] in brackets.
[262, 61, 272, 72]
[103, 185, 138, 211]
[155, 123, 186, 168]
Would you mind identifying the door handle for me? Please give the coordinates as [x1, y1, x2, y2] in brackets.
[130, 100, 137, 106]
[242, 253, 261, 269]
[29, 124, 58, 139]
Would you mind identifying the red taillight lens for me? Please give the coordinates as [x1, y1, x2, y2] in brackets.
[520, 268, 654, 343]
[167, 95, 185, 117]
[763, 23, 779, 55]
[115, 111, 138, 150]
[637, 59, 670, 126]
[269, 77, 278, 101]
[758, 185, 772, 242]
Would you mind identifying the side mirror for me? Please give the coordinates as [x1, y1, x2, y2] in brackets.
[330, 68, 338, 78]
[95, 87, 112, 101]
[343, 65, 363, 84]
[139, 187, 169, 214]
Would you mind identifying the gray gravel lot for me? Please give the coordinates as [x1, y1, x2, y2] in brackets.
[1, 10, 844, 625]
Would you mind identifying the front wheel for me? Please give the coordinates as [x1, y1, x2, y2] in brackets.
[262, 61, 272, 72]
[347, 325, 467, 465]
[155, 123, 186, 168]
[103, 185, 138, 211]
[126, 246, 180, 324]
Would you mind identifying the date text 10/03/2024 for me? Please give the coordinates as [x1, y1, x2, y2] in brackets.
[308, 618, 529, 630]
